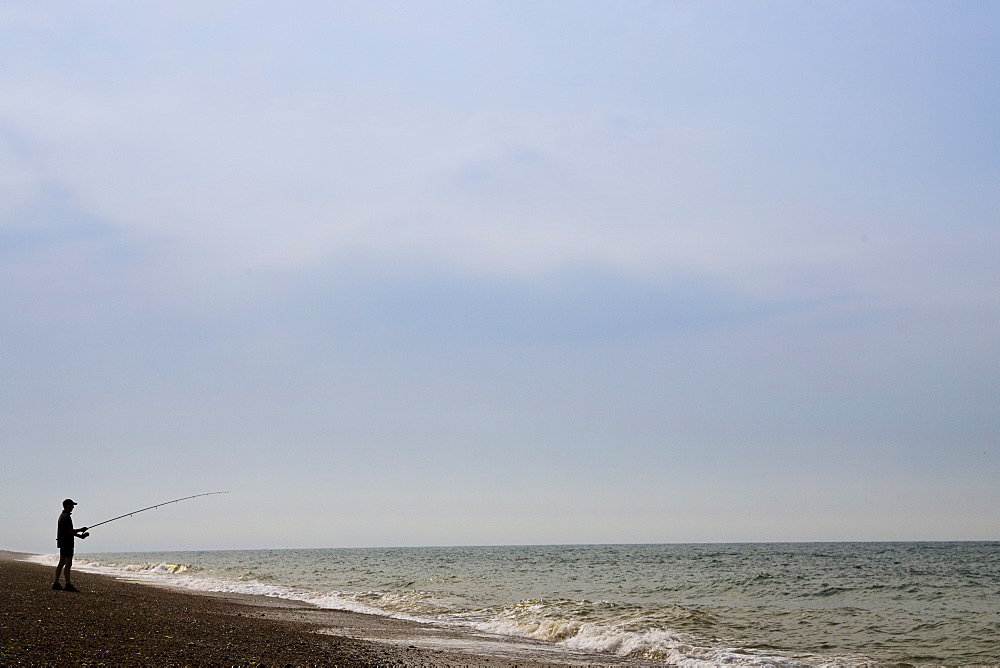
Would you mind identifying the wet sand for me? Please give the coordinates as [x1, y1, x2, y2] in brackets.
[0, 551, 661, 666]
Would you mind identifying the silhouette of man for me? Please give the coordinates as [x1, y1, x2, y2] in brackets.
[53, 498, 87, 591]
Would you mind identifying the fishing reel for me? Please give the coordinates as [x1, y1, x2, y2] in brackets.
[79, 527, 90, 540]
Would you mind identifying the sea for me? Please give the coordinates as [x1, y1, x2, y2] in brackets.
[31, 542, 1000, 666]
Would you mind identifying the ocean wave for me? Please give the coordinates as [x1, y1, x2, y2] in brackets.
[474, 604, 812, 666]
[808, 586, 851, 598]
[120, 562, 193, 574]
[24, 554, 59, 567]
[34, 553, 428, 623]
[25, 554, 192, 575]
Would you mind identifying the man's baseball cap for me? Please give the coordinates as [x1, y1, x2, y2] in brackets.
[63, 498, 77, 508]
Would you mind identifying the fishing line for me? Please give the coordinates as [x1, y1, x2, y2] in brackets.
[83, 492, 229, 534]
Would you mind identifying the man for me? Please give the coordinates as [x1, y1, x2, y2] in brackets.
[53, 498, 88, 591]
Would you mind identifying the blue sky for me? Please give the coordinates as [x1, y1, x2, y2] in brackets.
[2, 1, 998, 552]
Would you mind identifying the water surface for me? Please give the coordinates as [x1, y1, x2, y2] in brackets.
[54, 542, 999, 665]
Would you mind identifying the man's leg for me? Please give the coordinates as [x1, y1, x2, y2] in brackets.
[53, 555, 67, 588]
[64, 558, 73, 587]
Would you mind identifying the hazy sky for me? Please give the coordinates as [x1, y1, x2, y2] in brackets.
[3, 1, 998, 552]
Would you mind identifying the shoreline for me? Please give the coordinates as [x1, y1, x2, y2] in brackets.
[1, 551, 662, 666]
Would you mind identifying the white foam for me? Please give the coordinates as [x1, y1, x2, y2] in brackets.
[24, 553, 58, 566]
[44, 554, 429, 623]
[475, 612, 813, 666]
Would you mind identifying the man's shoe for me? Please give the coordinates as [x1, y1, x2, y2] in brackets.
[63, 583, 79, 592]
[52, 582, 62, 590]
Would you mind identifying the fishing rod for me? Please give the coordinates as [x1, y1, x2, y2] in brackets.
[80, 492, 229, 537]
